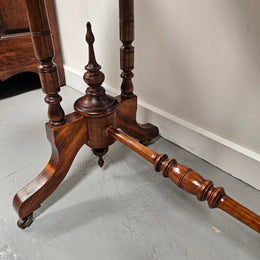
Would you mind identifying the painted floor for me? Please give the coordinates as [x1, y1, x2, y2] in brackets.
[1, 83, 260, 260]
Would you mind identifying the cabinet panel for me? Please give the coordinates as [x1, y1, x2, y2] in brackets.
[0, 0, 29, 34]
[0, 0, 65, 85]
[0, 34, 36, 68]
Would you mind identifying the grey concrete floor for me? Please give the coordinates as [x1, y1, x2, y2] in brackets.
[1, 85, 260, 260]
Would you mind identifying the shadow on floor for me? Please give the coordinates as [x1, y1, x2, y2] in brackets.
[0, 72, 41, 99]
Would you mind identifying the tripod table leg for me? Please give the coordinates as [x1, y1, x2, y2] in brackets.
[13, 113, 87, 229]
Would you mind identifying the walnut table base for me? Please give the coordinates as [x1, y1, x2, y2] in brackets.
[13, 0, 260, 234]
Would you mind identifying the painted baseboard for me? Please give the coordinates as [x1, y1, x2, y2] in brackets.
[64, 65, 260, 191]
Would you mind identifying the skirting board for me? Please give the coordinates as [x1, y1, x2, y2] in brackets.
[64, 65, 260, 191]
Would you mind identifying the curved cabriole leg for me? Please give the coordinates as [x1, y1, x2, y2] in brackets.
[13, 113, 87, 228]
[107, 127, 260, 233]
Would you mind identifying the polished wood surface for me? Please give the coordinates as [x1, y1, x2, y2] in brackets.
[0, 0, 65, 84]
[0, 0, 28, 34]
[74, 22, 118, 166]
[45, 0, 65, 85]
[107, 127, 260, 233]
[119, 0, 135, 97]
[0, 34, 38, 80]
[13, 0, 158, 228]
[13, 0, 259, 236]
[116, 94, 159, 142]
[13, 113, 87, 228]
[117, 0, 159, 142]
[25, 0, 65, 126]
[74, 23, 118, 118]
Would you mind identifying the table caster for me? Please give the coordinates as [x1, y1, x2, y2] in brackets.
[17, 213, 33, 229]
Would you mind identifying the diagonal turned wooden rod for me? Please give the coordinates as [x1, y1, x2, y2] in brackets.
[107, 127, 260, 233]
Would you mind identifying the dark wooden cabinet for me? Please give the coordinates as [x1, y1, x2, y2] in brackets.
[0, 0, 65, 85]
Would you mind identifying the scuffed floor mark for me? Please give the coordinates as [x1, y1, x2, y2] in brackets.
[4, 164, 31, 177]
[211, 226, 222, 233]
[121, 220, 136, 244]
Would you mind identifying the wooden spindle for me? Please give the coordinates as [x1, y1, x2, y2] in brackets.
[25, 0, 65, 126]
[107, 127, 260, 233]
[119, 0, 135, 97]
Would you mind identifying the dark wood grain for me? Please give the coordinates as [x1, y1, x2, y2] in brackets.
[0, 0, 28, 34]
[25, 0, 65, 126]
[74, 23, 118, 118]
[119, 0, 135, 97]
[116, 94, 159, 142]
[0, 34, 37, 81]
[12, 6, 158, 228]
[117, 0, 159, 142]
[0, 0, 65, 85]
[107, 127, 260, 234]
[13, 113, 87, 227]
[74, 22, 118, 166]
[45, 0, 65, 85]
[14, 0, 258, 237]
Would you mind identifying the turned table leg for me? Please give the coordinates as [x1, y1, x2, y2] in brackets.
[13, 0, 88, 228]
[26, 0, 65, 126]
[14, 0, 258, 237]
[117, 0, 159, 142]
[119, 0, 135, 98]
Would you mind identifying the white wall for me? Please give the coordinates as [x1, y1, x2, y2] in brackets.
[54, 0, 260, 190]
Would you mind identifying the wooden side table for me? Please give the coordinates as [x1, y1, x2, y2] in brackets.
[12, 0, 260, 235]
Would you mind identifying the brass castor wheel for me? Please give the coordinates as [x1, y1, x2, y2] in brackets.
[17, 213, 33, 229]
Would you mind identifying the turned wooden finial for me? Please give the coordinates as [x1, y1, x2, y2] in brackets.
[86, 22, 95, 45]
[74, 22, 118, 167]
[84, 22, 104, 88]
[74, 22, 117, 116]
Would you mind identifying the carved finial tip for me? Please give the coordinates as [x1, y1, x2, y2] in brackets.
[86, 22, 94, 44]
[98, 156, 104, 168]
